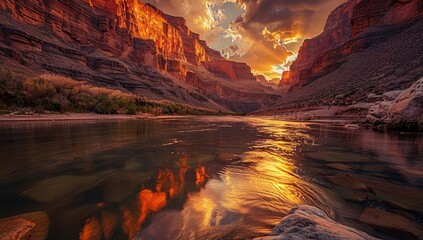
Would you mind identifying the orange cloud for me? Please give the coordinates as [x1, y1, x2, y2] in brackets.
[143, 0, 347, 79]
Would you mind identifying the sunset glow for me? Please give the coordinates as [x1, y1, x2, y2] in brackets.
[143, 0, 347, 79]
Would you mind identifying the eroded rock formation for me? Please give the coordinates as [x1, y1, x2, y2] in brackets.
[202, 59, 256, 81]
[352, 0, 423, 36]
[0, 0, 278, 112]
[271, 0, 423, 112]
[367, 77, 423, 130]
[286, 0, 363, 87]
[287, 0, 423, 90]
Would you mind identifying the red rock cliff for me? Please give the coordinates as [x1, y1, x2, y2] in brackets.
[287, 0, 362, 86]
[0, 0, 253, 81]
[351, 0, 423, 36]
[202, 60, 256, 81]
[0, 0, 272, 112]
[288, 0, 423, 90]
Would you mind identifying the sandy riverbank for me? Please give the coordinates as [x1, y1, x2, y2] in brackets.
[256, 106, 365, 124]
[0, 113, 155, 122]
[0, 107, 366, 126]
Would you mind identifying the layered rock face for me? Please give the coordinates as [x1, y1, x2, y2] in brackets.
[273, 0, 423, 111]
[287, 0, 363, 87]
[352, 0, 423, 36]
[0, 0, 277, 112]
[0, 0, 187, 76]
[287, 0, 422, 90]
[202, 60, 256, 81]
[162, 13, 224, 66]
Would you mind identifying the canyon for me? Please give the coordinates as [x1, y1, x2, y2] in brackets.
[0, 0, 280, 113]
[280, 0, 423, 105]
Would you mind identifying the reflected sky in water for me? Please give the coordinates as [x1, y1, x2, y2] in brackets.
[0, 117, 422, 240]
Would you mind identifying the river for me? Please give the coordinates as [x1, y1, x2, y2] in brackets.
[0, 117, 422, 239]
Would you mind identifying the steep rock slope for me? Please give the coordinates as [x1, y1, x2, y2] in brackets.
[0, 0, 280, 112]
[274, 0, 423, 108]
[286, 0, 363, 88]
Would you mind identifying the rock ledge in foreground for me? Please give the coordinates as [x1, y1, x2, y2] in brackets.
[254, 205, 379, 240]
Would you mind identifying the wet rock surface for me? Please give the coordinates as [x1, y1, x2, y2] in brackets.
[254, 205, 380, 240]
[0, 218, 34, 240]
[0, 212, 49, 240]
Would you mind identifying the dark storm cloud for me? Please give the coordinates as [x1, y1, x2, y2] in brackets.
[235, 0, 338, 32]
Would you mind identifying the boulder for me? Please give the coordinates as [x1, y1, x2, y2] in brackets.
[366, 100, 394, 122]
[254, 205, 379, 240]
[0, 218, 35, 240]
[0, 211, 49, 240]
[384, 77, 423, 130]
[366, 77, 423, 130]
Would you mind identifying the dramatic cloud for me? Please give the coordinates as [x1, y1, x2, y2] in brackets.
[142, 0, 346, 79]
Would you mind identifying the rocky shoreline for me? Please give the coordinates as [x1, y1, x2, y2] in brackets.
[260, 77, 423, 131]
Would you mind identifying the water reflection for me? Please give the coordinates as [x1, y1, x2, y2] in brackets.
[137, 119, 333, 240]
[75, 153, 210, 240]
[0, 117, 422, 240]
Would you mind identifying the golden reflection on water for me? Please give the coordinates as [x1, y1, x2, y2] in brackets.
[3, 117, 422, 240]
[145, 119, 331, 239]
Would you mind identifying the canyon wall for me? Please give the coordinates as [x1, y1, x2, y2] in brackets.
[0, 0, 257, 81]
[273, 0, 423, 109]
[352, 0, 423, 36]
[202, 60, 256, 81]
[287, 0, 363, 87]
[288, 0, 423, 91]
[0, 0, 276, 112]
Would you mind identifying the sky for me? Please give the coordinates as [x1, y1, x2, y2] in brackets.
[142, 0, 347, 79]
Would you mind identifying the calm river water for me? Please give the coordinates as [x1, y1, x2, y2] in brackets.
[0, 117, 422, 239]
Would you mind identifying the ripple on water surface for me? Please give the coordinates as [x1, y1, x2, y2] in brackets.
[0, 117, 422, 239]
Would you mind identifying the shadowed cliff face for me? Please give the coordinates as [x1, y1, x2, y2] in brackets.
[286, 0, 423, 90]
[286, 0, 363, 87]
[276, 0, 423, 108]
[0, 0, 280, 112]
[351, 0, 423, 36]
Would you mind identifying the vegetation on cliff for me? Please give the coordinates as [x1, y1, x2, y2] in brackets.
[0, 68, 221, 116]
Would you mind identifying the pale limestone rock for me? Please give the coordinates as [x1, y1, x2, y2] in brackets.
[366, 101, 394, 121]
[384, 78, 423, 129]
[366, 78, 423, 130]
[254, 205, 379, 240]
